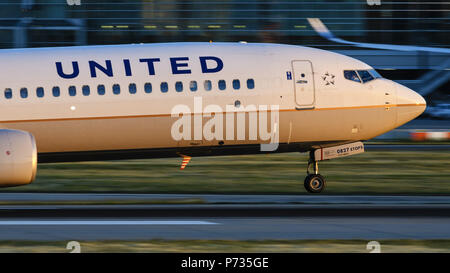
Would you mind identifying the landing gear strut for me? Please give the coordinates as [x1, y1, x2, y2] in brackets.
[304, 151, 326, 193]
[302, 142, 365, 193]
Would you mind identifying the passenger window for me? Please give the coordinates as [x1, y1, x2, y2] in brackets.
[218, 80, 226, 90]
[52, 86, 60, 97]
[344, 70, 361, 83]
[68, 86, 76, 97]
[233, 79, 240, 90]
[113, 84, 120, 95]
[204, 80, 212, 91]
[20, 88, 28, 99]
[97, 84, 105, 95]
[82, 85, 90, 96]
[161, 82, 168, 93]
[357, 70, 375, 83]
[36, 87, 44, 98]
[144, 83, 152, 93]
[247, 79, 255, 89]
[4, 88, 12, 99]
[190, 81, 197, 92]
[129, 83, 137, 94]
[175, 81, 183, 92]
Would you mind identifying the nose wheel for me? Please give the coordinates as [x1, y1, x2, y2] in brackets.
[304, 174, 326, 193]
[304, 152, 326, 193]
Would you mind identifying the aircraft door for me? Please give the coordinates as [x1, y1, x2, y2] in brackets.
[292, 60, 315, 108]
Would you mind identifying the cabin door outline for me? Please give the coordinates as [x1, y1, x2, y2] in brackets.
[291, 60, 316, 109]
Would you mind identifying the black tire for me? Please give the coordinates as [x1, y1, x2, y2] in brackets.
[304, 174, 326, 193]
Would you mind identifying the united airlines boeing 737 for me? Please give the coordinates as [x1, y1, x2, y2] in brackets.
[0, 41, 427, 193]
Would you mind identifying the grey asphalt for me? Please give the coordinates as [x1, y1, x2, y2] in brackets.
[0, 215, 449, 241]
[0, 194, 449, 241]
[1, 193, 450, 205]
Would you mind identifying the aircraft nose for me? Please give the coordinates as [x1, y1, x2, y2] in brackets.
[396, 84, 426, 127]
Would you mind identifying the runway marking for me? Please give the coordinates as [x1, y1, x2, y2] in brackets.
[0, 220, 218, 225]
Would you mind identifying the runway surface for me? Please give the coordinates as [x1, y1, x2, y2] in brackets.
[0, 194, 449, 241]
[1, 216, 449, 241]
[1, 193, 450, 205]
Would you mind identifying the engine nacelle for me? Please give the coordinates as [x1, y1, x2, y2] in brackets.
[0, 129, 37, 187]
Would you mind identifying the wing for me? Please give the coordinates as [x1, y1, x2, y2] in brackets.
[307, 18, 450, 54]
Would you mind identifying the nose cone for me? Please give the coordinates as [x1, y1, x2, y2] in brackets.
[396, 85, 426, 127]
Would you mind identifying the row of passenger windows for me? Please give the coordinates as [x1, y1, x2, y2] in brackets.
[3, 79, 255, 99]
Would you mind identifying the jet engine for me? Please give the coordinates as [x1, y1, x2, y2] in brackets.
[0, 129, 37, 187]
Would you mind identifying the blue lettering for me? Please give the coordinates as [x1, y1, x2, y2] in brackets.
[200, 56, 223, 73]
[286, 71, 292, 80]
[56, 56, 224, 78]
[123, 59, 132, 76]
[139, 58, 160, 75]
[89, 60, 113, 78]
[56, 61, 79, 79]
[170, 57, 191, 74]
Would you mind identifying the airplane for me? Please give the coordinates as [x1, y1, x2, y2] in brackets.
[307, 18, 450, 54]
[0, 39, 427, 193]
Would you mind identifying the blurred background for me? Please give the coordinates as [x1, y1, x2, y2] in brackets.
[0, 0, 448, 124]
[0, 2, 448, 253]
[0, 0, 445, 196]
[0, 0, 446, 126]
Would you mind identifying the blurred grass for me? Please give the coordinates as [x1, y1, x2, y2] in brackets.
[0, 239, 449, 253]
[2, 150, 450, 194]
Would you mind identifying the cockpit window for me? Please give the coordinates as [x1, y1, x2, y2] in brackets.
[345, 69, 382, 84]
[357, 70, 375, 83]
[344, 70, 361, 83]
[368, 69, 382, 79]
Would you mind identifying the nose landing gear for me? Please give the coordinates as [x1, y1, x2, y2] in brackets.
[302, 142, 365, 193]
[304, 152, 326, 193]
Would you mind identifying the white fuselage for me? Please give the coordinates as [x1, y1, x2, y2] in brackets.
[0, 42, 426, 162]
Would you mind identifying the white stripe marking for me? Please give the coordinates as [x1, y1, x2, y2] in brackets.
[0, 220, 218, 225]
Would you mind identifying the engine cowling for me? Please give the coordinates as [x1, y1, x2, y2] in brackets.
[0, 129, 37, 187]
